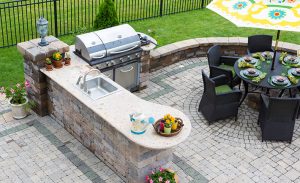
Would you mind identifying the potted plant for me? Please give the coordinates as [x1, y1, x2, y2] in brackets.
[163, 114, 177, 133]
[164, 121, 172, 134]
[0, 81, 31, 119]
[146, 167, 179, 183]
[52, 51, 63, 68]
[64, 52, 71, 66]
[45, 58, 53, 71]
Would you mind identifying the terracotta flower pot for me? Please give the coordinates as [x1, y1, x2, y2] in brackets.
[10, 97, 28, 119]
[46, 64, 53, 71]
[64, 58, 71, 66]
[52, 59, 63, 68]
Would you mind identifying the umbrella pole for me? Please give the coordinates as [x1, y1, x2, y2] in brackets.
[271, 30, 281, 70]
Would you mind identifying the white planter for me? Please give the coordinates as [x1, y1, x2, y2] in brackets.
[10, 97, 28, 119]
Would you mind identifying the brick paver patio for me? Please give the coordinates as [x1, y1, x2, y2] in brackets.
[1, 58, 300, 182]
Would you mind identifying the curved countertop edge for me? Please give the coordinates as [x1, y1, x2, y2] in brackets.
[40, 46, 191, 150]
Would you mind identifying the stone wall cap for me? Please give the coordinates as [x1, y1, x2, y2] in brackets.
[238, 37, 248, 46]
[194, 38, 210, 46]
[150, 37, 300, 59]
[150, 50, 162, 59]
[228, 37, 240, 46]
[207, 37, 229, 45]
[173, 39, 199, 50]
[153, 44, 179, 57]
[17, 36, 69, 61]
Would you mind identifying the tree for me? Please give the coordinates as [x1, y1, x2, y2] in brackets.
[94, 0, 119, 30]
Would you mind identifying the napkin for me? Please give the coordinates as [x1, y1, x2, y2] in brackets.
[279, 52, 288, 64]
[252, 73, 267, 83]
[288, 75, 299, 85]
[238, 61, 255, 68]
[252, 53, 265, 61]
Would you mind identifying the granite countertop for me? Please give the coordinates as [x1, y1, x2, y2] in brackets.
[40, 46, 191, 150]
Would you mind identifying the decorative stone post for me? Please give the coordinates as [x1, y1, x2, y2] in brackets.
[17, 36, 69, 116]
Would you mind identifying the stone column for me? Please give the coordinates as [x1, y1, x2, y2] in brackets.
[17, 36, 69, 116]
[140, 50, 151, 90]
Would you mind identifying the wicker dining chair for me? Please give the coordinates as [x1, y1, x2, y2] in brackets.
[199, 70, 242, 124]
[247, 35, 274, 54]
[207, 45, 241, 87]
[258, 94, 299, 143]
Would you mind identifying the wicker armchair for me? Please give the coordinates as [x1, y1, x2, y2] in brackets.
[247, 35, 274, 54]
[198, 71, 242, 124]
[258, 94, 299, 143]
[207, 45, 241, 87]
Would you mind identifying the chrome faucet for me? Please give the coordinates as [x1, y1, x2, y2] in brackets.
[76, 75, 83, 86]
[82, 69, 101, 92]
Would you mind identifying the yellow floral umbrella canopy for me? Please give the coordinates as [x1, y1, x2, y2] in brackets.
[207, 0, 300, 32]
[207, 0, 300, 69]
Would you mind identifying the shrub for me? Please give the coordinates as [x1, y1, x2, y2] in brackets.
[94, 0, 119, 30]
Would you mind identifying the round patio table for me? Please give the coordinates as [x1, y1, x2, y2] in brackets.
[234, 52, 300, 105]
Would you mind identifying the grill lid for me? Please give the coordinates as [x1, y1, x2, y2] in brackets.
[75, 24, 141, 62]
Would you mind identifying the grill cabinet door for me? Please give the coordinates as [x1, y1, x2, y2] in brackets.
[115, 62, 138, 90]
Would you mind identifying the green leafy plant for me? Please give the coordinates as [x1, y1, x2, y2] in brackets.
[45, 58, 52, 65]
[164, 122, 172, 128]
[0, 81, 30, 104]
[146, 168, 176, 183]
[94, 0, 119, 30]
[52, 52, 62, 61]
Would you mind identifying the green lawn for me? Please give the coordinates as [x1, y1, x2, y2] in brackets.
[1, 9, 300, 87]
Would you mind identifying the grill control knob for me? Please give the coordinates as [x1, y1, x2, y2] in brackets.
[111, 61, 116, 65]
[135, 53, 140, 58]
[120, 58, 124, 62]
[127, 56, 131, 59]
[106, 62, 110, 67]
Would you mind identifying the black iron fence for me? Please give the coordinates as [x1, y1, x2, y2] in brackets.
[0, 0, 211, 48]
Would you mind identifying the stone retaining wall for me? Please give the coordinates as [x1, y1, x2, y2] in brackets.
[149, 37, 300, 71]
[47, 78, 172, 183]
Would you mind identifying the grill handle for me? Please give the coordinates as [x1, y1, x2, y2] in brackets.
[92, 54, 106, 60]
[120, 66, 134, 73]
[110, 45, 139, 55]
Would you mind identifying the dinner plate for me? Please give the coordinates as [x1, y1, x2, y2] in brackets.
[288, 68, 300, 77]
[240, 69, 262, 79]
[270, 76, 289, 86]
[243, 68, 260, 77]
[284, 56, 300, 65]
[242, 56, 257, 64]
[238, 57, 259, 66]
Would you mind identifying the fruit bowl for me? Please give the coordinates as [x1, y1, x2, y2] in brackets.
[153, 118, 184, 137]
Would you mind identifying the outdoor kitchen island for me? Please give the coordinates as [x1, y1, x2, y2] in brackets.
[40, 46, 191, 183]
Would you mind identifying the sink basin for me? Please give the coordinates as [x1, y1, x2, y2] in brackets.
[78, 76, 120, 100]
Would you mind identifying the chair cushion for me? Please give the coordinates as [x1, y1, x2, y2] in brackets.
[215, 85, 232, 94]
[218, 64, 236, 76]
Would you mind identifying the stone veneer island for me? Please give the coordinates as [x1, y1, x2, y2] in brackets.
[17, 38, 191, 183]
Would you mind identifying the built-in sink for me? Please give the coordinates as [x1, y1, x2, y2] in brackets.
[75, 69, 121, 100]
[84, 76, 119, 100]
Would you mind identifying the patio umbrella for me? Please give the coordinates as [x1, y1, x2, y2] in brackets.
[207, 0, 300, 70]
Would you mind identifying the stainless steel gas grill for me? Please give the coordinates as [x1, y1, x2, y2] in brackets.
[74, 24, 142, 92]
